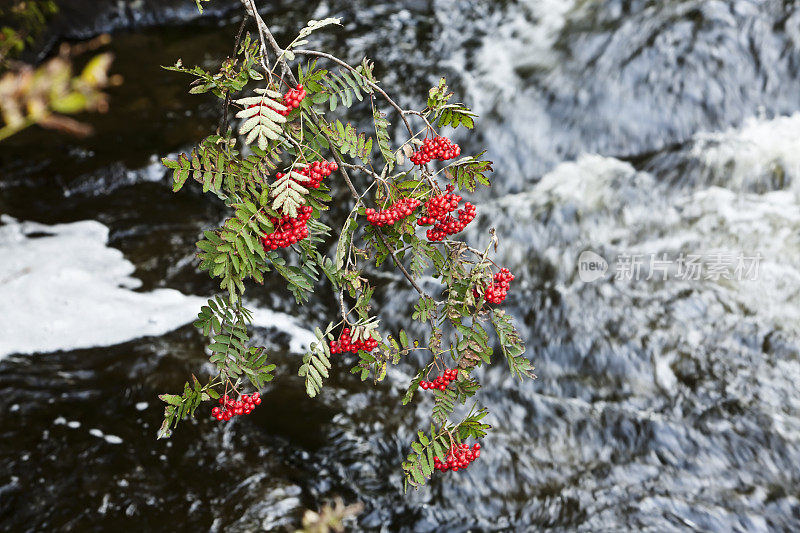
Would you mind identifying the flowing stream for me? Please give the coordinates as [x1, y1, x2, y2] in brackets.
[2, 1, 800, 530]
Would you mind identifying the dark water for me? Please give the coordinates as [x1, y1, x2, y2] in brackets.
[2, 1, 800, 531]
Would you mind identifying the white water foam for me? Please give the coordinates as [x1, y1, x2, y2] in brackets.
[0, 216, 314, 358]
[691, 112, 800, 191]
[486, 150, 800, 334]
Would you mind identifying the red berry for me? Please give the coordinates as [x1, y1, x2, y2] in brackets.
[480, 267, 514, 304]
[410, 136, 461, 166]
[366, 197, 421, 227]
[431, 441, 482, 475]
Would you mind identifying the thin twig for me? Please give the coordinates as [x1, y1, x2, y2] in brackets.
[241, 0, 292, 81]
[293, 48, 415, 138]
[340, 162, 392, 199]
[338, 289, 352, 325]
[240, 0, 272, 76]
[220, 14, 249, 135]
[340, 162, 383, 181]
[403, 109, 435, 132]
[311, 111, 429, 297]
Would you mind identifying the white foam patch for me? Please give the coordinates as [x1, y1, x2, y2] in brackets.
[473, 145, 800, 404]
[692, 113, 800, 191]
[677, 187, 800, 330]
[472, 0, 576, 79]
[437, 0, 577, 99]
[528, 154, 641, 212]
[432, 0, 583, 177]
[487, 150, 800, 339]
[0, 216, 314, 358]
[86, 427, 122, 445]
[0, 216, 206, 358]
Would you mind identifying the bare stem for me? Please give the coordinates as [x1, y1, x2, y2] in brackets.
[220, 14, 249, 135]
[293, 48, 415, 138]
[311, 110, 429, 298]
[240, 0, 273, 76]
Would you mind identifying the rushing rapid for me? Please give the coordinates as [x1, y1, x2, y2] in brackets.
[2, 1, 800, 530]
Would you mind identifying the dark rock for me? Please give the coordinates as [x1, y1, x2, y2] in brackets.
[31, 0, 241, 58]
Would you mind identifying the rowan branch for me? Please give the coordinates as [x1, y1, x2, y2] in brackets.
[308, 109, 430, 298]
[234, 5, 433, 299]
[293, 48, 415, 138]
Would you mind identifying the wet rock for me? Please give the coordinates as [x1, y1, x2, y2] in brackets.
[30, 0, 240, 59]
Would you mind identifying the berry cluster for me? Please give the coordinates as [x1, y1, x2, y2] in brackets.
[329, 327, 379, 354]
[425, 203, 476, 241]
[416, 186, 461, 224]
[282, 160, 338, 190]
[365, 198, 421, 227]
[261, 205, 313, 250]
[277, 84, 306, 116]
[410, 136, 461, 165]
[416, 186, 476, 241]
[211, 392, 261, 421]
[419, 368, 458, 391]
[481, 268, 515, 304]
[434, 443, 481, 472]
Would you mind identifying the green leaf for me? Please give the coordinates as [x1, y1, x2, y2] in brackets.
[158, 394, 181, 406]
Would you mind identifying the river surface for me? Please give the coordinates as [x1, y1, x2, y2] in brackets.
[2, 0, 800, 531]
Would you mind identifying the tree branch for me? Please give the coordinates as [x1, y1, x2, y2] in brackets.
[309, 111, 428, 298]
[239, 1, 429, 299]
[220, 14, 249, 135]
[240, 0, 293, 81]
[293, 49, 415, 138]
[240, 0, 273, 75]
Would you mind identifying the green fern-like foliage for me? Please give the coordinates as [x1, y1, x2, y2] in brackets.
[319, 120, 373, 163]
[447, 151, 493, 193]
[456, 320, 493, 370]
[163, 137, 282, 197]
[164, 33, 263, 98]
[299, 324, 336, 397]
[426, 77, 477, 129]
[235, 89, 287, 150]
[158, 375, 214, 439]
[198, 299, 277, 386]
[372, 107, 395, 169]
[402, 408, 491, 489]
[194, 0, 210, 14]
[432, 387, 457, 425]
[319, 66, 374, 111]
[270, 169, 309, 217]
[158, 11, 535, 493]
[195, 202, 277, 300]
[492, 309, 534, 380]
